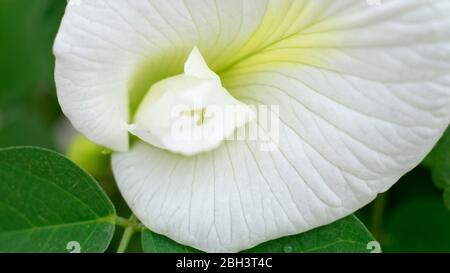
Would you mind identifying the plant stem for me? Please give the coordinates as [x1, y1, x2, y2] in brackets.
[116, 214, 139, 253]
[371, 193, 387, 242]
[115, 216, 129, 228]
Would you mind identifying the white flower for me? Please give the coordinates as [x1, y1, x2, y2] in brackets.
[54, 0, 450, 252]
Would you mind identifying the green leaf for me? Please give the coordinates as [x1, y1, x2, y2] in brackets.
[142, 229, 201, 253]
[142, 215, 376, 253]
[384, 197, 450, 253]
[0, 147, 116, 253]
[245, 215, 376, 253]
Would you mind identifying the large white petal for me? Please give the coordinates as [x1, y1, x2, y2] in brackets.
[55, 0, 450, 251]
[111, 0, 450, 252]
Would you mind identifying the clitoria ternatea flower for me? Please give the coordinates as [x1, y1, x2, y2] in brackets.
[54, 0, 450, 252]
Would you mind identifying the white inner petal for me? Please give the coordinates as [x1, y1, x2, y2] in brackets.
[129, 47, 255, 156]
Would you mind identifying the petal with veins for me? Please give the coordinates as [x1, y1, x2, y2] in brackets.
[56, 0, 450, 252]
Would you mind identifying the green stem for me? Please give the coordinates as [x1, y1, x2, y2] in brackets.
[371, 193, 387, 242]
[116, 214, 139, 253]
[115, 216, 130, 228]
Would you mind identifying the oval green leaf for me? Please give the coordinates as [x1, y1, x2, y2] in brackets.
[0, 147, 115, 252]
[142, 215, 376, 253]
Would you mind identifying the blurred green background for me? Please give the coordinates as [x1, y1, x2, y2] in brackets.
[0, 0, 449, 253]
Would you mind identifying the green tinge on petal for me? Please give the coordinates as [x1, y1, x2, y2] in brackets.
[218, 4, 346, 78]
[128, 52, 184, 115]
[127, 0, 346, 117]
